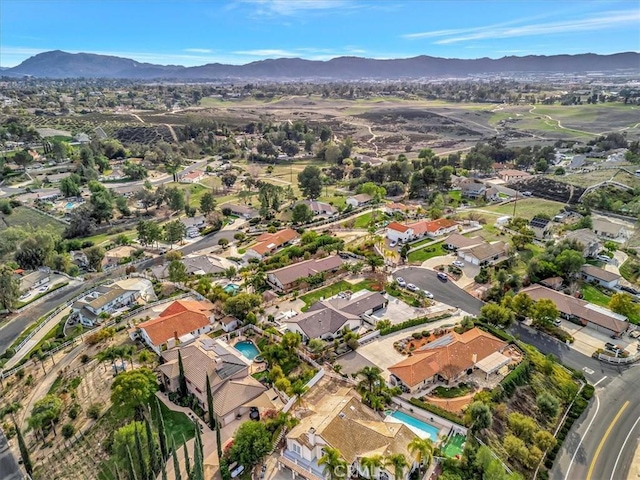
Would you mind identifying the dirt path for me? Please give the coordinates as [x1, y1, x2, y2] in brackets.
[344, 118, 379, 156]
[130, 112, 145, 124]
[528, 105, 597, 136]
[164, 123, 179, 142]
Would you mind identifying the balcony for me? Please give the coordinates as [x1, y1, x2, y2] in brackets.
[281, 450, 325, 479]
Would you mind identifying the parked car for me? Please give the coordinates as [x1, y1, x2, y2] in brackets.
[597, 254, 611, 263]
[553, 318, 562, 327]
[423, 290, 434, 299]
[38, 285, 49, 292]
[437, 272, 448, 281]
[389, 240, 398, 248]
[19, 292, 30, 300]
[452, 260, 465, 268]
[621, 285, 640, 295]
[406, 283, 418, 292]
[231, 464, 245, 479]
[396, 277, 406, 287]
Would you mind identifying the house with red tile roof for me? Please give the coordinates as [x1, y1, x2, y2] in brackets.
[247, 228, 300, 259]
[179, 170, 205, 183]
[388, 328, 509, 393]
[386, 221, 414, 243]
[133, 300, 215, 354]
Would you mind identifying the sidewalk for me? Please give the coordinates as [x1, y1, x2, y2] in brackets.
[4, 306, 71, 370]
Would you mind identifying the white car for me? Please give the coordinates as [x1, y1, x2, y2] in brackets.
[407, 283, 419, 292]
[596, 255, 611, 263]
[390, 240, 398, 248]
[19, 293, 30, 300]
[396, 277, 406, 287]
[452, 260, 465, 268]
[423, 290, 434, 299]
[38, 285, 49, 292]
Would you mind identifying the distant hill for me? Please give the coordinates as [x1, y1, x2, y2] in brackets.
[5, 50, 640, 80]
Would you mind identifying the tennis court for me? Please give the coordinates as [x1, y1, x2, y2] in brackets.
[443, 433, 466, 458]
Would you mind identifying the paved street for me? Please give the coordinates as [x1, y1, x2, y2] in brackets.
[393, 266, 484, 316]
[0, 228, 238, 358]
[508, 323, 640, 480]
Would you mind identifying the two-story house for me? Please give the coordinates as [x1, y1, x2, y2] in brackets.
[72, 285, 140, 327]
[280, 392, 418, 480]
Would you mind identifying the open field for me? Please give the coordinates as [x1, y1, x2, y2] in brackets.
[0, 206, 66, 233]
[560, 167, 640, 189]
[473, 198, 566, 220]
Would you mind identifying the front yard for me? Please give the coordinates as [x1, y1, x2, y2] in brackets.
[581, 284, 611, 307]
[407, 242, 446, 263]
[299, 278, 380, 311]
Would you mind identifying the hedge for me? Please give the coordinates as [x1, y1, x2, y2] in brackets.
[380, 313, 452, 336]
[475, 321, 514, 342]
[409, 397, 469, 427]
[491, 359, 531, 402]
[544, 383, 594, 469]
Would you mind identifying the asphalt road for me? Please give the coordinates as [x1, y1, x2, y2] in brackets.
[0, 429, 22, 480]
[0, 228, 238, 357]
[508, 323, 640, 480]
[393, 266, 484, 317]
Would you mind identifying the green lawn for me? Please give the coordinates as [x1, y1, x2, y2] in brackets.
[0, 206, 66, 233]
[432, 383, 472, 398]
[407, 242, 447, 263]
[476, 198, 565, 220]
[353, 212, 375, 228]
[299, 278, 379, 311]
[153, 399, 196, 446]
[581, 284, 611, 307]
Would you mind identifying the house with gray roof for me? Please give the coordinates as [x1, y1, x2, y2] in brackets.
[284, 290, 388, 340]
[565, 229, 602, 258]
[19, 270, 50, 293]
[267, 256, 344, 293]
[71, 284, 139, 327]
[581, 264, 621, 290]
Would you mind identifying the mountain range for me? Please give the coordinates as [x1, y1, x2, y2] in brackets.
[4, 50, 639, 80]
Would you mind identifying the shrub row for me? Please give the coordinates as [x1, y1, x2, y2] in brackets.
[409, 397, 469, 427]
[380, 313, 452, 336]
[475, 320, 514, 342]
[544, 383, 595, 469]
[491, 359, 531, 402]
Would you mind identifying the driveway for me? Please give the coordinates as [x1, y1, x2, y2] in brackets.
[420, 254, 479, 289]
[393, 267, 484, 317]
[558, 318, 637, 357]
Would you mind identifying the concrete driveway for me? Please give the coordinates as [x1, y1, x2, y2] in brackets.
[393, 267, 484, 316]
[420, 254, 478, 288]
[558, 318, 637, 356]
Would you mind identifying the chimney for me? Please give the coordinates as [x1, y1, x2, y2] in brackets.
[308, 427, 316, 446]
[472, 353, 477, 364]
[174, 330, 180, 345]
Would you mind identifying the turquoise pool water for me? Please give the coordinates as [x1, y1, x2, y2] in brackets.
[224, 283, 240, 295]
[65, 202, 75, 209]
[389, 411, 440, 441]
[234, 341, 260, 360]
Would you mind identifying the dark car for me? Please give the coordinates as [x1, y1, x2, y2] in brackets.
[621, 285, 640, 295]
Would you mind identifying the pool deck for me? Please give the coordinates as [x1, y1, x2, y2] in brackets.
[384, 411, 448, 444]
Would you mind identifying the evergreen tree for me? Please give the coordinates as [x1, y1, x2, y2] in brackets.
[172, 438, 182, 480]
[134, 424, 149, 480]
[183, 434, 191, 478]
[178, 351, 187, 397]
[206, 376, 215, 430]
[15, 423, 33, 476]
[145, 416, 161, 477]
[191, 426, 204, 480]
[216, 416, 222, 460]
[161, 463, 168, 480]
[127, 446, 139, 480]
[155, 397, 169, 461]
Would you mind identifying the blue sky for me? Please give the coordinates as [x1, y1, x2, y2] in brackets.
[1, 0, 639, 67]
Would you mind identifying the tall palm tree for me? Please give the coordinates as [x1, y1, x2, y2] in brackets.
[408, 437, 434, 474]
[385, 454, 409, 480]
[318, 446, 348, 480]
[359, 454, 384, 479]
[356, 366, 384, 395]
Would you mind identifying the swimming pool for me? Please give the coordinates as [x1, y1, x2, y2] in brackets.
[65, 202, 75, 209]
[234, 340, 260, 361]
[388, 411, 440, 442]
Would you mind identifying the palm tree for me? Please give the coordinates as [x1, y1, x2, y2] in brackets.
[366, 254, 384, 273]
[385, 454, 409, 480]
[359, 454, 384, 479]
[318, 446, 348, 480]
[356, 366, 384, 395]
[408, 437, 434, 474]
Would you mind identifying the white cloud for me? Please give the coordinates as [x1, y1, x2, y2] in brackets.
[233, 49, 299, 57]
[404, 9, 640, 45]
[238, 0, 356, 16]
[184, 48, 212, 53]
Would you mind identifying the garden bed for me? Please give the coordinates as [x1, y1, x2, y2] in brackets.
[430, 383, 472, 399]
